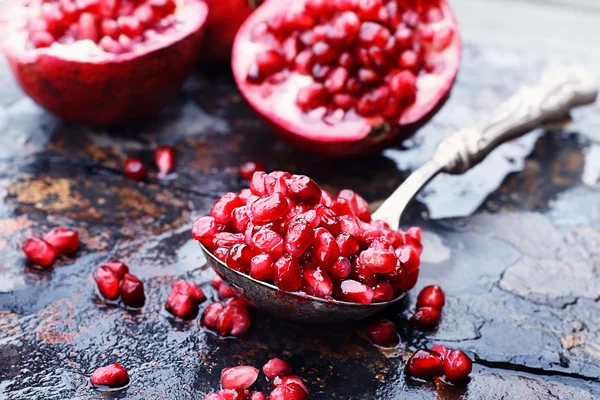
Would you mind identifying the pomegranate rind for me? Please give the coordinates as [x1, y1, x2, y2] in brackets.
[232, 0, 462, 157]
[2, 0, 209, 125]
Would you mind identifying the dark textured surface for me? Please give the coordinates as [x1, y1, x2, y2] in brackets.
[0, 40, 600, 400]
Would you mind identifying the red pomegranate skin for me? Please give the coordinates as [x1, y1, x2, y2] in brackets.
[3, 1, 209, 125]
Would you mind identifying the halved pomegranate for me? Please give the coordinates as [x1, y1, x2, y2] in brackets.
[232, 0, 461, 156]
[2, 0, 208, 124]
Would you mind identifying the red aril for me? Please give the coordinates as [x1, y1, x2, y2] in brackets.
[411, 306, 441, 328]
[3, 0, 208, 124]
[217, 389, 250, 400]
[103, 261, 130, 279]
[232, 0, 461, 156]
[351, 258, 378, 287]
[324, 256, 352, 280]
[43, 227, 79, 254]
[211, 193, 243, 224]
[262, 358, 292, 380]
[443, 350, 472, 383]
[333, 279, 374, 304]
[250, 171, 268, 196]
[252, 228, 284, 257]
[416, 285, 445, 310]
[250, 254, 274, 281]
[273, 253, 302, 292]
[314, 204, 340, 235]
[285, 175, 321, 205]
[301, 264, 333, 299]
[93, 266, 120, 300]
[359, 247, 397, 273]
[119, 273, 146, 308]
[406, 349, 443, 379]
[165, 291, 197, 320]
[22, 237, 56, 267]
[154, 145, 176, 178]
[269, 384, 308, 400]
[227, 244, 255, 273]
[205, 393, 226, 400]
[220, 366, 259, 390]
[123, 158, 147, 181]
[372, 280, 394, 302]
[312, 227, 340, 266]
[202, 302, 225, 329]
[336, 233, 360, 257]
[218, 283, 237, 300]
[232, 207, 251, 233]
[284, 219, 314, 257]
[250, 193, 289, 222]
[212, 276, 224, 288]
[431, 344, 449, 360]
[216, 305, 252, 336]
[249, 391, 266, 400]
[171, 280, 206, 303]
[367, 320, 399, 347]
[239, 161, 266, 180]
[212, 233, 245, 248]
[271, 375, 308, 394]
[90, 364, 129, 387]
[193, 216, 224, 247]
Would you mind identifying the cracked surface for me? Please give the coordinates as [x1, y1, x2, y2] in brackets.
[0, 42, 599, 399]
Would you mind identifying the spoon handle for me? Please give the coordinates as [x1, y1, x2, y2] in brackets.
[373, 65, 598, 230]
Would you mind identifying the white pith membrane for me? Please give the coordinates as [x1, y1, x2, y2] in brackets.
[4, 0, 207, 63]
[232, 0, 461, 143]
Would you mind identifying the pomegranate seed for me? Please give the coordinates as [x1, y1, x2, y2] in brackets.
[334, 280, 374, 304]
[217, 388, 249, 400]
[406, 349, 443, 379]
[102, 260, 129, 279]
[211, 193, 243, 224]
[358, 0, 383, 20]
[204, 393, 225, 400]
[216, 305, 251, 336]
[411, 306, 441, 329]
[269, 384, 308, 400]
[285, 175, 321, 206]
[357, 21, 389, 47]
[357, 68, 380, 85]
[30, 31, 55, 48]
[221, 366, 259, 390]
[294, 49, 314, 74]
[273, 253, 302, 292]
[332, 94, 356, 110]
[134, 5, 155, 26]
[227, 297, 252, 309]
[252, 228, 284, 257]
[296, 83, 328, 111]
[314, 204, 340, 235]
[305, 0, 333, 16]
[328, 11, 360, 45]
[372, 280, 394, 302]
[119, 273, 145, 308]
[432, 27, 454, 51]
[250, 193, 289, 223]
[351, 258, 378, 286]
[324, 67, 349, 94]
[239, 161, 265, 180]
[250, 171, 268, 196]
[90, 364, 129, 387]
[250, 254, 274, 281]
[165, 291, 197, 320]
[212, 233, 244, 249]
[22, 237, 56, 267]
[359, 248, 397, 273]
[417, 285, 445, 310]
[192, 216, 223, 245]
[389, 70, 416, 103]
[78, 13, 98, 42]
[282, 36, 300, 64]
[212, 276, 223, 288]
[262, 358, 292, 380]
[396, 246, 421, 273]
[302, 264, 333, 299]
[368, 46, 389, 71]
[367, 320, 399, 347]
[284, 219, 315, 258]
[394, 24, 413, 48]
[431, 344, 449, 360]
[93, 266, 120, 300]
[100, 19, 118, 38]
[123, 158, 147, 181]
[312, 41, 337, 64]
[399, 50, 420, 72]
[201, 302, 224, 329]
[227, 244, 255, 273]
[346, 77, 362, 95]
[43, 227, 79, 254]
[249, 391, 266, 400]
[171, 280, 206, 303]
[218, 283, 236, 300]
[443, 350, 473, 382]
[231, 207, 250, 233]
[312, 227, 340, 266]
[249, 50, 284, 82]
[154, 145, 176, 178]
[325, 256, 352, 280]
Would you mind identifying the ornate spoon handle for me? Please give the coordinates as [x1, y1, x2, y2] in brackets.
[373, 65, 598, 230]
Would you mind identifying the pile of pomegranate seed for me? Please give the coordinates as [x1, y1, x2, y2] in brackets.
[93, 261, 146, 308]
[90, 363, 129, 388]
[204, 359, 308, 400]
[23, 0, 178, 53]
[22, 227, 79, 267]
[192, 170, 423, 304]
[124, 145, 177, 181]
[201, 296, 252, 337]
[164, 279, 207, 320]
[212, 276, 239, 300]
[406, 345, 472, 383]
[367, 319, 399, 347]
[239, 161, 266, 180]
[411, 284, 445, 329]
[246, 0, 456, 122]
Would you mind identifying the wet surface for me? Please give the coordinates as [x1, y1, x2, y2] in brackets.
[0, 42, 599, 399]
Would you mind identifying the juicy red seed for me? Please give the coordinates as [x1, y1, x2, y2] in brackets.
[315, 204, 340, 235]
[302, 264, 333, 299]
[411, 306, 441, 329]
[390, 70, 417, 103]
[357, 21, 390, 47]
[284, 219, 315, 258]
[154, 145, 176, 178]
[239, 161, 266, 180]
[204, 393, 225, 400]
[367, 320, 399, 347]
[312, 227, 340, 266]
[192, 216, 221, 244]
[351, 258, 378, 286]
[212, 232, 244, 248]
[443, 350, 473, 382]
[271, 375, 309, 393]
[239, 189, 253, 205]
[255, 49, 285, 79]
[119, 273, 145, 308]
[273, 253, 302, 292]
[332, 93, 357, 110]
[296, 83, 328, 111]
[165, 291, 197, 320]
[232, 206, 250, 233]
[201, 302, 224, 329]
[78, 13, 98, 41]
[338, 215, 361, 237]
[417, 285, 445, 310]
[220, 366, 259, 390]
[171, 280, 206, 303]
[230, 306, 251, 336]
[249, 392, 265, 400]
[103, 261, 130, 279]
[431, 344, 449, 360]
[262, 358, 292, 380]
[250, 171, 268, 196]
[334, 280, 374, 304]
[22, 237, 56, 267]
[264, 171, 291, 195]
[372, 280, 394, 302]
[211, 193, 243, 224]
[90, 364, 129, 387]
[399, 50, 420, 71]
[406, 349, 444, 379]
[250, 254, 274, 281]
[43, 227, 79, 254]
[123, 158, 147, 181]
[212, 276, 223, 288]
[432, 27, 454, 51]
[226, 244, 255, 273]
[346, 77, 362, 94]
[285, 175, 321, 206]
[218, 283, 236, 300]
[93, 266, 120, 300]
[217, 388, 250, 400]
[325, 256, 352, 280]
[396, 246, 421, 273]
[269, 384, 308, 400]
[214, 247, 230, 263]
[357, 68, 380, 85]
[395, 25, 413, 48]
[252, 228, 284, 257]
[312, 41, 337, 64]
[320, 190, 333, 207]
[359, 248, 397, 273]
[250, 193, 289, 223]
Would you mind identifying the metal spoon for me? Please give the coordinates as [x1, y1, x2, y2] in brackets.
[200, 65, 598, 323]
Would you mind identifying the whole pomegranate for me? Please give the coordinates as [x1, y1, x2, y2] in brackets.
[2, 0, 208, 124]
[232, 0, 461, 157]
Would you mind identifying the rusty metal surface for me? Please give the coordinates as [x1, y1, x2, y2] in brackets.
[0, 42, 599, 399]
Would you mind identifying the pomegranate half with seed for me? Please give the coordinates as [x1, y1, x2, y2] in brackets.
[2, 0, 208, 124]
[232, 0, 461, 156]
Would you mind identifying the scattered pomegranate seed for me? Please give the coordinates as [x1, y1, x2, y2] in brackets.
[165, 291, 197, 320]
[411, 306, 441, 329]
[123, 157, 147, 181]
[193, 216, 224, 246]
[262, 358, 292, 380]
[204, 393, 225, 400]
[249, 392, 266, 400]
[367, 319, 399, 347]
[212, 275, 224, 288]
[119, 273, 145, 308]
[202, 302, 225, 329]
[431, 344, 449, 360]
[406, 349, 443, 379]
[171, 280, 206, 303]
[216, 388, 249, 400]
[93, 266, 120, 300]
[218, 282, 237, 300]
[239, 161, 266, 180]
[43, 227, 79, 254]
[443, 350, 472, 383]
[154, 145, 176, 178]
[22, 237, 56, 267]
[216, 305, 251, 336]
[416, 285, 445, 310]
[103, 260, 130, 279]
[90, 364, 129, 388]
[221, 366, 259, 389]
[269, 384, 308, 400]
